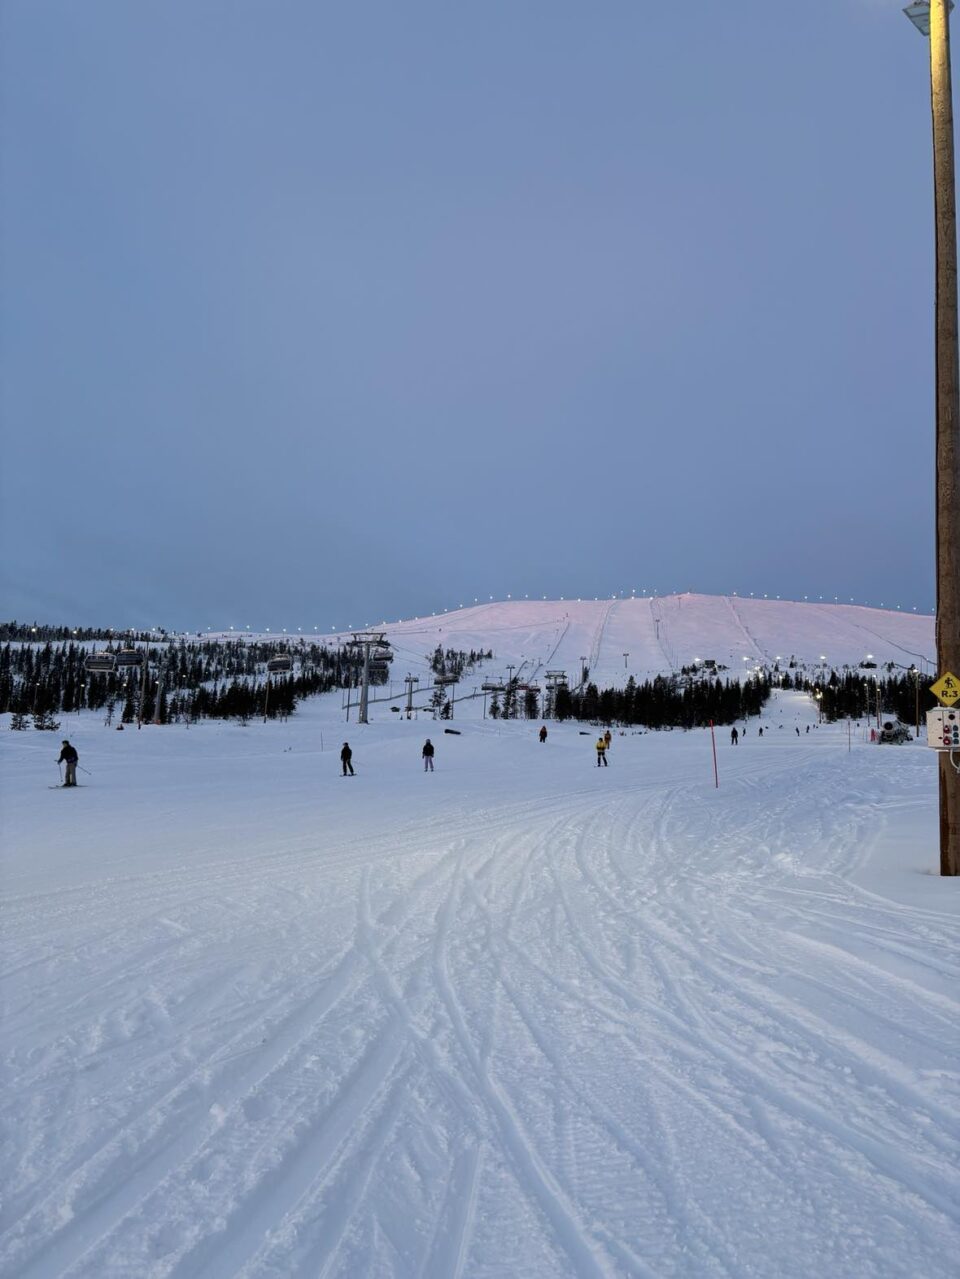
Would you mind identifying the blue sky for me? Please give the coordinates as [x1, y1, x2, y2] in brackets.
[0, 1, 949, 630]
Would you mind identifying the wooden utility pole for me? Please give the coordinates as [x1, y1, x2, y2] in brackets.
[929, 0, 960, 874]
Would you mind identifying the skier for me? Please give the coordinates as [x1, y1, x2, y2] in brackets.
[340, 742, 354, 776]
[758, 726, 764, 737]
[603, 728, 612, 751]
[730, 727, 739, 745]
[538, 725, 548, 743]
[806, 724, 810, 734]
[57, 739, 79, 787]
[595, 736, 608, 767]
[796, 726, 801, 736]
[422, 738, 435, 772]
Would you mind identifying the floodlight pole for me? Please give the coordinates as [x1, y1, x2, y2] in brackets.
[907, 0, 960, 874]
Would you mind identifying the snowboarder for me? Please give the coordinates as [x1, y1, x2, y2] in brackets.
[422, 738, 435, 772]
[730, 727, 739, 745]
[340, 742, 354, 776]
[57, 739, 78, 787]
[595, 736, 608, 767]
[539, 725, 548, 743]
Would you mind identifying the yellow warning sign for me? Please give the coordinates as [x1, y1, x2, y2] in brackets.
[930, 672, 960, 706]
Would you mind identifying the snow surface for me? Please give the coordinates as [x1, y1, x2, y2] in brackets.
[3, 681, 959, 1277]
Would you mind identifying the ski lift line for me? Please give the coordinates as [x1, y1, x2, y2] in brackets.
[722, 596, 771, 663]
[808, 604, 935, 668]
[647, 596, 680, 675]
[587, 599, 616, 673]
[352, 682, 484, 713]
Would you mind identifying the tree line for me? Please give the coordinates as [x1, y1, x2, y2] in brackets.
[490, 673, 771, 728]
[3, 639, 367, 728]
[1, 636, 485, 728]
[814, 670, 938, 725]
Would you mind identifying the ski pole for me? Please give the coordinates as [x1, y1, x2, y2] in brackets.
[78, 765, 92, 776]
[57, 763, 62, 784]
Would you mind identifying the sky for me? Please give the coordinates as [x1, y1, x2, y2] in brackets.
[0, 1, 952, 631]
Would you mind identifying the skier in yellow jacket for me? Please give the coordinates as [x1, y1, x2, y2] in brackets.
[595, 736, 608, 767]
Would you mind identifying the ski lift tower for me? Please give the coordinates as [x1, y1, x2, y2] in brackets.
[481, 677, 505, 718]
[432, 672, 458, 718]
[113, 645, 151, 728]
[544, 670, 568, 719]
[347, 633, 391, 724]
[263, 652, 293, 722]
[404, 674, 420, 718]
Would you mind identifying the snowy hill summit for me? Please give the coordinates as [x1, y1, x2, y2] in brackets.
[320, 594, 935, 687]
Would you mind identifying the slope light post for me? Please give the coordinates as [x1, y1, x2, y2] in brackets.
[904, 1, 960, 875]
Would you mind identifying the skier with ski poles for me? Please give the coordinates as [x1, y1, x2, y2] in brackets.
[57, 740, 79, 787]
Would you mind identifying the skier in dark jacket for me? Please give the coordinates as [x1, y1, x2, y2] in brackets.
[422, 739, 435, 772]
[730, 727, 739, 745]
[539, 726, 548, 743]
[340, 742, 354, 776]
[57, 740, 79, 787]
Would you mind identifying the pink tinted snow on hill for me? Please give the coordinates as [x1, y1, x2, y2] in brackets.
[328, 594, 935, 687]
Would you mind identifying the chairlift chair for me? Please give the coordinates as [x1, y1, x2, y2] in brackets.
[84, 654, 116, 674]
[114, 648, 144, 668]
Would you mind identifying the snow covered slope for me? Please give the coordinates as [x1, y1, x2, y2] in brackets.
[2, 689, 958, 1277]
[314, 594, 935, 687]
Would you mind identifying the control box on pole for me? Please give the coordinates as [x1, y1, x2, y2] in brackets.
[927, 707, 960, 749]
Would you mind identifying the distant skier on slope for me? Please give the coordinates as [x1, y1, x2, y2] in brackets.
[340, 742, 354, 776]
[539, 725, 548, 743]
[730, 727, 739, 745]
[595, 736, 608, 767]
[603, 729, 612, 751]
[57, 740, 78, 787]
[422, 738, 435, 772]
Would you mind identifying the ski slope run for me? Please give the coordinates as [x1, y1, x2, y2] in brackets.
[2, 698, 958, 1277]
[306, 593, 935, 690]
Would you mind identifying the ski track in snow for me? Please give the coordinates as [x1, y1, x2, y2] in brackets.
[722, 596, 770, 664]
[2, 703, 959, 1278]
